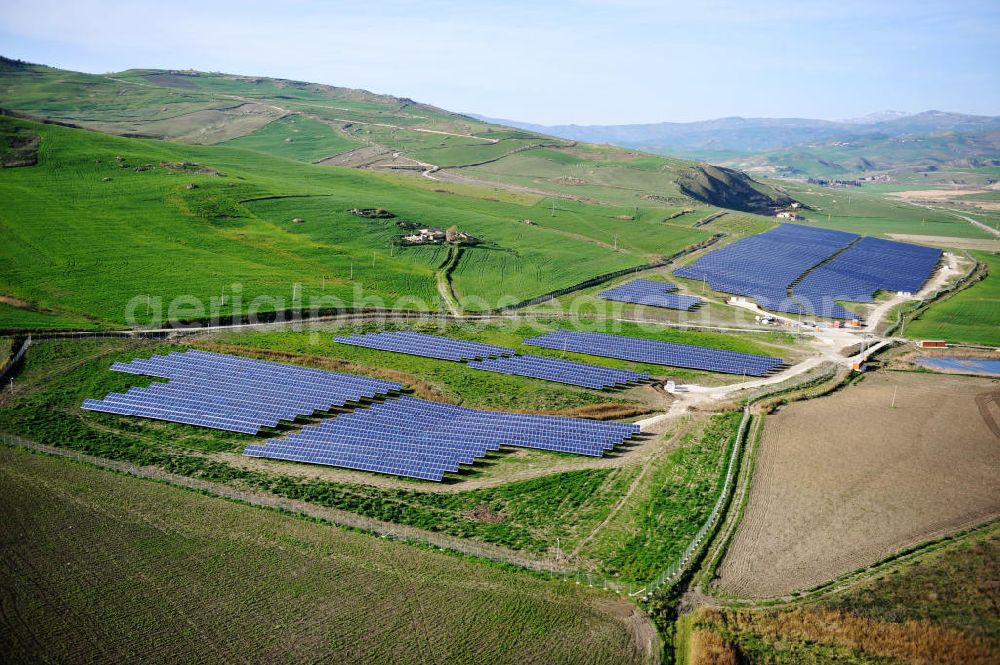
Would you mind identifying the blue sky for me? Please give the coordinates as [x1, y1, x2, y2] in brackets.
[2, 0, 998, 124]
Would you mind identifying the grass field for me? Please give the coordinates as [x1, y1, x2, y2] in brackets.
[0, 115, 720, 328]
[685, 524, 1000, 664]
[905, 251, 1000, 346]
[0, 446, 655, 664]
[769, 179, 995, 239]
[221, 114, 361, 162]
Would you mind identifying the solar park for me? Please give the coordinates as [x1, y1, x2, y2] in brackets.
[82, 349, 641, 481]
[82, 349, 402, 434]
[598, 279, 702, 311]
[673, 223, 941, 319]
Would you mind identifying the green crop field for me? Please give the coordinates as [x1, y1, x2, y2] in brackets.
[221, 114, 360, 162]
[905, 251, 1000, 346]
[0, 446, 653, 664]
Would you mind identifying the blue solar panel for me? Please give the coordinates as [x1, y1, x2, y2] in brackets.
[599, 279, 702, 311]
[244, 396, 642, 480]
[82, 350, 402, 434]
[673, 223, 857, 314]
[467, 354, 649, 389]
[334, 331, 516, 361]
[793, 237, 941, 319]
[524, 330, 784, 376]
[673, 223, 942, 320]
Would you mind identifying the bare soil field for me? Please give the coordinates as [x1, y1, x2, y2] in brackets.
[887, 183, 1000, 202]
[715, 371, 1000, 598]
[886, 233, 1000, 251]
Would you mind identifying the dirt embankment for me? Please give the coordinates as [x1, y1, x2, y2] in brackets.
[677, 164, 796, 215]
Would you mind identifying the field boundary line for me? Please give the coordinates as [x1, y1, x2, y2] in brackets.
[632, 406, 751, 599]
[0, 432, 575, 575]
[704, 517, 1000, 612]
[0, 335, 31, 386]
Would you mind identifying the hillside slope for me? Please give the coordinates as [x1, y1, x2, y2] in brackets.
[0, 56, 791, 214]
[0, 114, 718, 327]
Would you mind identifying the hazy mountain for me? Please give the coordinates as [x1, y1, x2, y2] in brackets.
[838, 110, 911, 124]
[470, 111, 1000, 176]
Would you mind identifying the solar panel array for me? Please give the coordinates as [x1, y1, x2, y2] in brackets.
[524, 330, 784, 376]
[336, 331, 647, 390]
[244, 396, 641, 481]
[793, 237, 942, 319]
[673, 223, 858, 314]
[334, 331, 515, 361]
[82, 350, 401, 434]
[598, 279, 702, 311]
[467, 354, 649, 389]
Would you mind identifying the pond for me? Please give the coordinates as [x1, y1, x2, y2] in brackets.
[915, 356, 1000, 376]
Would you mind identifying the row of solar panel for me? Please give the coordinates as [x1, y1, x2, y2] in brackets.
[467, 354, 649, 389]
[244, 396, 640, 480]
[83, 350, 403, 434]
[525, 330, 784, 376]
[334, 331, 648, 389]
[598, 279, 702, 311]
[334, 331, 515, 361]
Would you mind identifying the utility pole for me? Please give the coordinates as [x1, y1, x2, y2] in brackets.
[220, 286, 225, 307]
[350, 262, 354, 281]
[890, 385, 898, 408]
[550, 199, 555, 217]
[614, 234, 618, 251]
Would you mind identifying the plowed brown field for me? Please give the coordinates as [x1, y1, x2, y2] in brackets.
[716, 372, 1000, 598]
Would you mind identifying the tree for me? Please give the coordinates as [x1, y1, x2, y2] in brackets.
[446, 225, 459, 243]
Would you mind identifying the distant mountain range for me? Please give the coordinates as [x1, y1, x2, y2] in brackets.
[468, 111, 1000, 176]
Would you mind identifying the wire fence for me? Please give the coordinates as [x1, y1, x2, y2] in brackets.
[0, 335, 31, 387]
[629, 405, 751, 599]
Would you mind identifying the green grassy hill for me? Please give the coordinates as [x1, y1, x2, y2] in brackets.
[0, 57, 809, 328]
[0, 114, 721, 328]
[0, 56, 791, 213]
